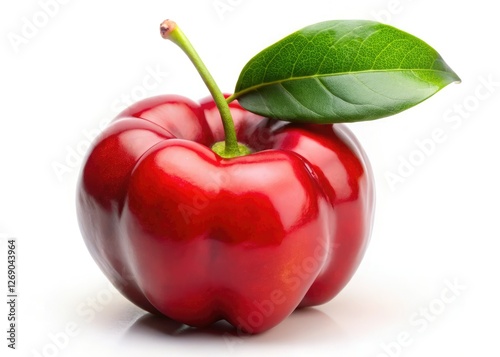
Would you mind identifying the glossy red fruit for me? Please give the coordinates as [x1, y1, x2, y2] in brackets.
[77, 95, 374, 333]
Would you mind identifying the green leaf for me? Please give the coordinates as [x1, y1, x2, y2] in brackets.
[232, 20, 460, 123]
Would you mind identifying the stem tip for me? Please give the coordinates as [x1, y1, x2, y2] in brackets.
[160, 19, 177, 39]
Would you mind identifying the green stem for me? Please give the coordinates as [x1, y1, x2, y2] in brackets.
[160, 19, 240, 157]
[226, 93, 238, 103]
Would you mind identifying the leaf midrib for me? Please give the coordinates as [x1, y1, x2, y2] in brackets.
[232, 68, 455, 101]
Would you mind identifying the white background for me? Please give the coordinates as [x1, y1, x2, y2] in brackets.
[1, 0, 499, 356]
